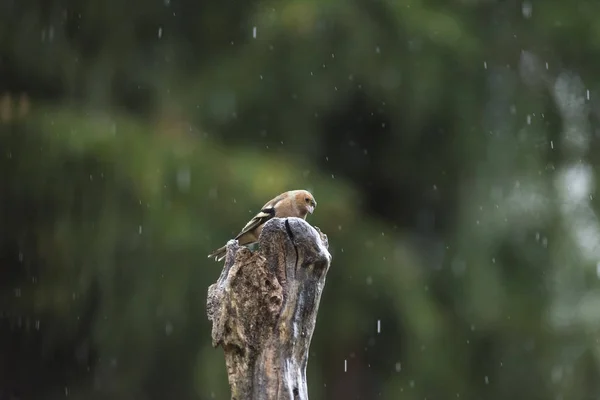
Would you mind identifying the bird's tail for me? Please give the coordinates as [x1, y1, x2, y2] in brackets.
[207, 245, 227, 262]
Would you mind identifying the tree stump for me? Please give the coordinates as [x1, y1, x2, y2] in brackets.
[206, 217, 332, 400]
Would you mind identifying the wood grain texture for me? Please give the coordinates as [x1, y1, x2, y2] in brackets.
[207, 217, 331, 400]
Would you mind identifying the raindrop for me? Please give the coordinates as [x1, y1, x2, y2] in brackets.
[550, 140, 554, 149]
[484, 61, 488, 69]
[522, 1, 532, 18]
[484, 376, 489, 384]
[366, 276, 373, 285]
[377, 320, 381, 333]
[587, 90, 590, 100]
[158, 27, 163, 38]
[177, 167, 191, 191]
[526, 115, 532, 125]
[451, 258, 467, 276]
[252, 26, 257, 38]
[551, 365, 563, 383]
[344, 359, 347, 372]
[138, 225, 143, 234]
[165, 321, 173, 335]
[395, 362, 401, 372]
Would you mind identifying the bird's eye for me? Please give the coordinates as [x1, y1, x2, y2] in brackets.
[305, 197, 310, 203]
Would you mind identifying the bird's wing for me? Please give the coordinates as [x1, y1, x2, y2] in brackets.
[233, 192, 289, 241]
[234, 206, 276, 240]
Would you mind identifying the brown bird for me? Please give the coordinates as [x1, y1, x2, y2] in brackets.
[208, 189, 317, 261]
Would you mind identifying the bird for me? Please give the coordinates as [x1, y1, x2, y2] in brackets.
[208, 189, 317, 261]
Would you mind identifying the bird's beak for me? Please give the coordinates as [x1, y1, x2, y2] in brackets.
[308, 204, 315, 214]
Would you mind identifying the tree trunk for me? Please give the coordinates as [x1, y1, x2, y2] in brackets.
[207, 217, 332, 400]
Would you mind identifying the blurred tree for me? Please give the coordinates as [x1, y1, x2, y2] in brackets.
[2, 0, 600, 399]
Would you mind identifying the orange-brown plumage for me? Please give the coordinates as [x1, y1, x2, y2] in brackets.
[208, 189, 317, 261]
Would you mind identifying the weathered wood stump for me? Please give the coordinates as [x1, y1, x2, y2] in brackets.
[207, 217, 332, 400]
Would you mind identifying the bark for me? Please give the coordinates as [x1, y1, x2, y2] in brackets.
[207, 217, 331, 400]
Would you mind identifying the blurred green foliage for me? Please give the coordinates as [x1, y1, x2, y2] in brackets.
[2, 0, 600, 399]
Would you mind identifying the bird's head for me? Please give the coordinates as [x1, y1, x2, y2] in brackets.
[293, 190, 317, 216]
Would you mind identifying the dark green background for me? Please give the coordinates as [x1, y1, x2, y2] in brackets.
[2, 0, 600, 398]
